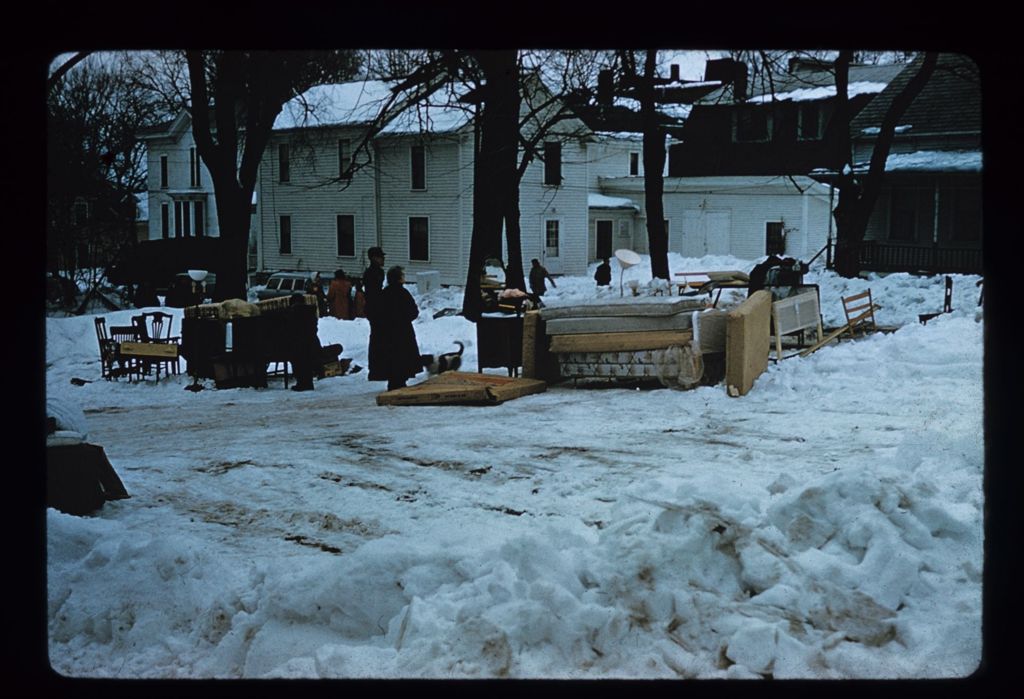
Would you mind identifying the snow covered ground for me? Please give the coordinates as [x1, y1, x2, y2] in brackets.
[45, 253, 985, 679]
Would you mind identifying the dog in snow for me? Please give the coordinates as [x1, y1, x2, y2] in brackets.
[421, 341, 464, 375]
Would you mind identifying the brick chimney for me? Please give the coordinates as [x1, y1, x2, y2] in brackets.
[705, 58, 747, 100]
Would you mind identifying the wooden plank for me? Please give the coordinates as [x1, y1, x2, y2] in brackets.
[549, 329, 693, 353]
[376, 371, 547, 406]
[119, 341, 179, 359]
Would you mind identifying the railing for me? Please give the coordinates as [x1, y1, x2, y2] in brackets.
[855, 241, 983, 274]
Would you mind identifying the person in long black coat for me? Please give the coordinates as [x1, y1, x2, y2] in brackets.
[363, 247, 388, 381]
[284, 293, 322, 391]
[373, 266, 422, 391]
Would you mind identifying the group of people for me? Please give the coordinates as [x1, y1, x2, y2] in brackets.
[302, 246, 424, 393]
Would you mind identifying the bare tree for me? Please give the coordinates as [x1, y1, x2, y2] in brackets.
[182, 50, 361, 300]
[829, 51, 939, 277]
[47, 52, 168, 301]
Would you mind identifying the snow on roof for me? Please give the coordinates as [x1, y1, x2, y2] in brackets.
[877, 150, 982, 172]
[274, 80, 471, 135]
[861, 124, 913, 135]
[588, 193, 640, 210]
[594, 131, 644, 142]
[748, 81, 889, 104]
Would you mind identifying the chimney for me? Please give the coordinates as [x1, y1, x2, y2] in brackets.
[669, 64, 680, 82]
[705, 58, 747, 100]
[597, 69, 613, 106]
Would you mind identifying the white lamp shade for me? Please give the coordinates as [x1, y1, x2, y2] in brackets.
[615, 249, 641, 268]
[187, 269, 208, 282]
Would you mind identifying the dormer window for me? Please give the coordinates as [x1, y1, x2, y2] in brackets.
[798, 103, 826, 141]
[734, 106, 771, 143]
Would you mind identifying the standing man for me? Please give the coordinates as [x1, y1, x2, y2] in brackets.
[529, 258, 557, 298]
[375, 266, 422, 391]
[363, 247, 387, 382]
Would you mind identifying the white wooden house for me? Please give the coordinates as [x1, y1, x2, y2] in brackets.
[257, 78, 596, 286]
[597, 174, 834, 263]
[138, 112, 223, 241]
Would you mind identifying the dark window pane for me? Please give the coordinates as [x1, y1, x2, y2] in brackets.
[280, 216, 291, 254]
[409, 217, 429, 260]
[411, 145, 425, 190]
[194, 200, 204, 237]
[160, 155, 168, 188]
[336, 215, 355, 256]
[766, 221, 785, 255]
[161, 204, 169, 239]
[339, 140, 351, 179]
[544, 142, 562, 185]
[279, 144, 290, 183]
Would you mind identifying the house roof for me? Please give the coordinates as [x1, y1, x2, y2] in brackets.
[696, 60, 904, 106]
[849, 53, 981, 138]
[274, 79, 472, 135]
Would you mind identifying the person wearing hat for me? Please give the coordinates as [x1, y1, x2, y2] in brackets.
[363, 247, 387, 381]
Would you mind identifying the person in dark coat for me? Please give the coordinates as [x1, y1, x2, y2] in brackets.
[594, 258, 612, 287]
[373, 266, 422, 391]
[285, 293, 322, 392]
[306, 272, 328, 316]
[529, 258, 557, 297]
[363, 247, 388, 381]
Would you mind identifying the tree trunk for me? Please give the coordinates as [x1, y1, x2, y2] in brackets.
[463, 50, 519, 319]
[833, 52, 939, 278]
[639, 50, 669, 280]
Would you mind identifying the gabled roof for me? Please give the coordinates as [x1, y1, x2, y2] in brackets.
[274, 79, 473, 135]
[849, 53, 981, 138]
[137, 111, 192, 140]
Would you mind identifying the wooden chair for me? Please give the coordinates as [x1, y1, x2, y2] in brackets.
[842, 289, 879, 338]
[132, 312, 181, 376]
[109, 325, 145, 381]
[94, 317, 120, 380]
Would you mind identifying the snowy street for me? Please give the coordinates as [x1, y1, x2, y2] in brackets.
[45, 255, 985, 679]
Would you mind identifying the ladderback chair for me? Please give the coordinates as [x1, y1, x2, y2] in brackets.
[842, 289, 878, 338]
[94, 317, 120, 380]
[132, 311, 181, 376]
[109, 325, 145, 381]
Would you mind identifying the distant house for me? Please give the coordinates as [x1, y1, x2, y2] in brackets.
[569, 58, 893, 264]
[614, 58, 905, 264]
[819, 53, 982, 274]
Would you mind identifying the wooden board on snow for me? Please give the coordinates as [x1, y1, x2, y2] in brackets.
[549, 329, 693, 354]
[376, 371, 547, 406]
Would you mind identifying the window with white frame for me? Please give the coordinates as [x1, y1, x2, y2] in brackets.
[189, 147, 201, 186]
[797, 103, 825, 141]
[545, 220, 560, 256]
[173, 200, 204, 237]
[159, 155, 168, 188]
[629, 151, 640, 176]
[279, 215, 292, 254]
[618, 219, 632, 239]
[161, 203, 169, 238]
[409, 216, 429, 260]
[336, 215, 355, 256]
[411, 145, 425, 190]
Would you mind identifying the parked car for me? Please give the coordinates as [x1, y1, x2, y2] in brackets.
[256, 272, 321, 301]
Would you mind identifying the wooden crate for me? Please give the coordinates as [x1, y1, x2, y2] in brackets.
[376, 371, 546, 406]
